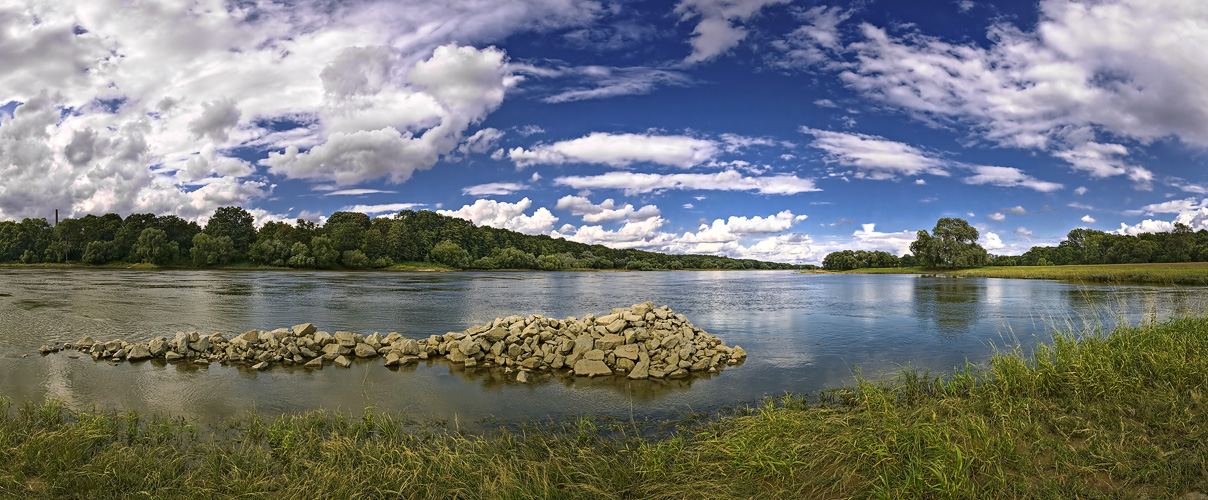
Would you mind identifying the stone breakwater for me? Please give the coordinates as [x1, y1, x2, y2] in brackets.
[38, 302, 746, 381]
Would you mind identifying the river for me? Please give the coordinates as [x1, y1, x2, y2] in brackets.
[0, 269, 1202, 424]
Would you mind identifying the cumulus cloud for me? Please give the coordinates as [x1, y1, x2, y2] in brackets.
[508, 132, 719, 168]
[771, 5, 852, 69]
[801, 127, 948, 180]
[680, 210, 807, 243]
[676, 0, 791, 63]
[438, 197, 558, 235]
[981, 231, 1004, 251]
[1014, 227, 1033, 237]
[554, 196, 661, 223]
[458, 128, 505, 155]
[987, 213, 1006, 221]
[1116, 207, 1208, 235]
[1074, 186, 1088, 195]
[1124, 197, 1208, 216]
[963, 165, 1063, 192]
[1003, 206, 1028, 215]
[0, 0, 600, 222]
[1081, 215, 1096, 224]
[554, 170, 820, 195]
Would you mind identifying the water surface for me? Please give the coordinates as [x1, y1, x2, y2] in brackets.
[0, 269, 1201, 423]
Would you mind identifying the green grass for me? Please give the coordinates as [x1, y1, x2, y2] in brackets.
[808, 262, 1208, 285]
[4, 316, 1208, 498]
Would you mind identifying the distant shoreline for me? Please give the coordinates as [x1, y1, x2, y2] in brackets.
[801, 262, 1208, 285]
[0, 262, 793, 273]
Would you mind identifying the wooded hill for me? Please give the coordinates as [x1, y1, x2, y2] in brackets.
[0, 207, 805, 271]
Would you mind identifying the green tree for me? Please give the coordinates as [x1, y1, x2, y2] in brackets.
[191, 233, 235, 266]
[133, 228, 179, 265]
[430, 240, 470, 268]
[342, 249, 370, 269]
[287, 242, 315, 268]
[204, 207, 256, 255]
[309, 236, 339, 268]
[910, 218, 987, 269]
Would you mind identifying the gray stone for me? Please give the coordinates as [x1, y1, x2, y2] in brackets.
[464, 357, 478, 368]
[127, 344, 152, 361]
[732, 345, 747, 360]
[459, 337, 481, 356]
[334, 331, 356, 348]
[628, 360, 649, 380]
[573, 334, 594, 354]
[614, 344, 640, 360]
[189, 336, 210, 354]
[173, 331, 190, 352]
[572, 359, 612, 377]
[484, 327, 509, 343]
[334, 355, 352, 368]
[252, 361, 270, 370]
[299, 347, 317, 358]
[237, 330, 260, 344]
[164, 351, 184, 361]
[305, 357, 324, 369]
[292, 323, 317, 337]
[690, 358, 710, 372]
[75, 336, 95, 349]
[354, 343, 378, 358]
[312, 331, 333, 346]
[605, 318, 626, 334]
[516, 370, 529, 383]
[669, 368, 688, 378]
[396, 338, 419, 355]
[147, 337, 168, 356]
[596, 333, 624, 350]
[584, 349, 605, 361]
[384, 352, 400, 367]
[660, 335, 681, 349]
[615, 358, 635, 372]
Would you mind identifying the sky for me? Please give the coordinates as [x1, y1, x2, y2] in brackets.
[3, 0, 1208, 264]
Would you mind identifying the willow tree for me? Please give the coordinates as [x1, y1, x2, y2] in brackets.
[910, 218, 988, 269]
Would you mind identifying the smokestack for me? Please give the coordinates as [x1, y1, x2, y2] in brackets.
[55, 209, 59, 226]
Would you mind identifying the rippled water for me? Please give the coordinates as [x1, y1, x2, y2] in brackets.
[0, 269, 1203, 423]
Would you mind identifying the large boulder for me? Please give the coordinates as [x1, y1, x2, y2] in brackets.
[292, 323, 317, 337]
[127, 344, 153, 361]
[572, 359, 612, 377]
[354, 343, 378, 358]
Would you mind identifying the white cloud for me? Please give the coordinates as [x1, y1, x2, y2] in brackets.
[987, 213, 1006, 221]
[1116, 207, 1208, 234]
[536, 66, 693, 103]
[458, 127, 505, 155]
[438, 197, 558, 235]
[675, 0, 791, 64]
[915, 179, 927, 185]
[554, 196, 661, 223]
[1014, 227, 1033, 236]
[1068, 202, 1093, 210]
[962, 165, 1063, 192]
[554, 170, 820, 195]
[509, 132, 719, 168]
[680, 210, 807, 243]
[981, 231, 1004, 250]
[848, 223, 917, 257]
[1003, 206, 1028, 215]
[1074, 186, 1088, 195]
[341, 203, 426, 215]
[263, 44, 514, 186]
[322, 189, 398, 196]
[1081, 214, 1096, 224]
[771, 6, 852, 69]
[801, 127, 948, 180]
[829, 0, 1208, 184]
[1125, 197, 1208, 215]
[462, 182, 528, 196]
[0, 0, 601, 222]
[814, 99, 838, 108]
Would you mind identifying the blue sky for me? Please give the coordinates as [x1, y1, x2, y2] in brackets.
[2, 0, 1208, 263]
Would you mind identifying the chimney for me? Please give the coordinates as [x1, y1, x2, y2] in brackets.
[55, 209, 59, 226]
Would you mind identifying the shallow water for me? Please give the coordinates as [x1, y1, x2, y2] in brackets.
[0, 269, 1202, 424]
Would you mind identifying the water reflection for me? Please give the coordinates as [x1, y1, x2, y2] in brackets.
[0, 269, 1203, 424]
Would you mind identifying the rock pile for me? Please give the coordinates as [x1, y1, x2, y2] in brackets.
[39, 302, 746, 381]
[423, 302, 746, 380]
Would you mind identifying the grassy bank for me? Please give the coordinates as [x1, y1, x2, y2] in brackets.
[4, 316, 1208, 498]
[808, 262, 1208, 285]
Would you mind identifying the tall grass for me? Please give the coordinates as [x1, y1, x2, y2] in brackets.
[4, 316, 1207, 498]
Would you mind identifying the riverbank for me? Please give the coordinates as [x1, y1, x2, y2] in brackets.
[3, 315, 1205, 498]
[806, 262, 1208, 285]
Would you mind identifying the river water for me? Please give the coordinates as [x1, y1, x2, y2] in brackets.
[0, 269, 1202, 424]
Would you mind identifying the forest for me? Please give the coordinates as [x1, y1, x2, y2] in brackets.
[0, 207, 805, 271]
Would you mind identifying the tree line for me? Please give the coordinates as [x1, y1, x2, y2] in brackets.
[0, 207, 805, 271]
[821, 217, 1208, 271]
